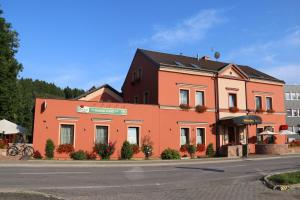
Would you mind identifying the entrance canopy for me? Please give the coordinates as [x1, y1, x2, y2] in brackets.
[219, 115, 262, 126]
[0, 119, 26, 135]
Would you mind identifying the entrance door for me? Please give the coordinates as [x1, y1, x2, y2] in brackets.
[228, 127, 235, 144]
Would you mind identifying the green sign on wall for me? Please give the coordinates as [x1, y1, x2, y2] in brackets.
[77, 106, 127, 115]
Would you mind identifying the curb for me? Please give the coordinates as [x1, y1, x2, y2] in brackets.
[263, 170, 300, 191]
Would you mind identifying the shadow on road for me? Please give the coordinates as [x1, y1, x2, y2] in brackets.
[175, 166, 225, 172]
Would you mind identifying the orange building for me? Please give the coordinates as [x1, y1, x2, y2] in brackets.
[33, 49, 286, 158]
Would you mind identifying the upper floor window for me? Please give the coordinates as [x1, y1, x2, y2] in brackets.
[60, 124, 74, 145]
[195, 91, 204, 106]
[285, 92, 290, 100]
[255, 96, 262, 110]
[180, 128, 189, 145]
[143, 92, 149, 104]
[287, 109, 292, 117]
[180, 89, 189, 105]
[266, 97, 273, 110]
[291, 93, 297, 100]
[95, 126, 108, 144]
[128, 127, 139, 145]
[293, 109, 299, 117]
[229, 93, 237, 108]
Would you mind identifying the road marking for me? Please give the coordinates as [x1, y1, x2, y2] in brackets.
[222, 164, 247, 168]
[18, 172, 91, 175]
[123, 169, 177, 173]
[36, 182, 167, 190]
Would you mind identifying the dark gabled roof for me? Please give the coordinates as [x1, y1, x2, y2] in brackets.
[76, 84, 122, 100]
[138, 48, 285, 83]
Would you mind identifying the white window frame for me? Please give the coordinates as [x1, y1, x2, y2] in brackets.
[285, 92, 290, 100]
[255, 95, 262, 110]
[127, 126, 141, 146]
[229, 93, 237, 108]
[265, 96, 273, 110]
[195, 90, 205, 106]
[179, 88, 190, 105]
[287, 109, 292, 117]
[58, 123, 76, 147]
[180, 127, 190, 146]
[291, 93, 297, 100]
[196, 127, 206, 145]
[94, 124, 110, 144]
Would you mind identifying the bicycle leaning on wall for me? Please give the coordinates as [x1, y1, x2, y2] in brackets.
[7, 143, 34, 157]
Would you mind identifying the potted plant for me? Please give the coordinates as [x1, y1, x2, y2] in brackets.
[196, 144, 205, 152]
[256, 108, 265, 113]
[229, 106, 239, 113]
[141, 135, 153, 159]
[195, 105, 207, 113]
[267, 109, 275, 113]
[179, 104, 190, 110]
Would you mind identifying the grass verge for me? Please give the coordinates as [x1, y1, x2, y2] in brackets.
[268, 171, 300, 185]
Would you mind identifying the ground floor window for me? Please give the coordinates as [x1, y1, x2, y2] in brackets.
[196, 128, 205, 144]
[128, 127, 139, 145]
[95, 126, 108, 144]
[180, 128, 189, 145]
[60, 124, 74, 145]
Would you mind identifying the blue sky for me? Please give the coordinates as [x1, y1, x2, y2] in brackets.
[1, 1, 300, 90]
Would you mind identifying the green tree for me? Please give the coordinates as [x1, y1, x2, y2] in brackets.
[0, 8, 23, 121]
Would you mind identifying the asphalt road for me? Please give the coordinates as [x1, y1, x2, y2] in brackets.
[0, 157, 300, 200]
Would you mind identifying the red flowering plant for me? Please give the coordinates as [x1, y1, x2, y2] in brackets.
[255, 108, 265, 113]
[131, 144, 140, 154]
[229, 106, 239, 113]
[56, 144, 74, 154]
[180, 144, 188, 152]
[289, 141, 300, 147]
[179, 104, 190, 110]
[195, 105, 207, 113]
[266, 108, 275, 113]
[279, 124, 288, 131]
[141, 135, 153, 159]
[196, 144, 205, 152]
[33, 150, 43, 159]
[93, 141, 116, 160]
[85, 151, 97, 160]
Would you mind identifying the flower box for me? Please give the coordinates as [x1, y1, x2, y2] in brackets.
[179, 104, 190, 110]
[256, 108, 265, 113]
[229, 106, 239, 113]
[195, 105, 207, 113]
[267, 109, 275, 113]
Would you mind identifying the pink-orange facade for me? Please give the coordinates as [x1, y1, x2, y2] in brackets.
[33, 49, 287, 158]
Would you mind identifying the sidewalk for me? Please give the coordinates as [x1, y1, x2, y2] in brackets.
[0, 154, 299, 168]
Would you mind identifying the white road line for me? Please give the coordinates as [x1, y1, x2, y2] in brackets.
[123, 169, 177, 173]
[36, 182, 167, 190]
[222, 164, 247, 168]
[18, 172, 91, 175]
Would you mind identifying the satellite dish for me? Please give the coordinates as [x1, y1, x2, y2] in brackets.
[214, 51, 221, 60]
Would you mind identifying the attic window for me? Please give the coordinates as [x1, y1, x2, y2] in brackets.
[190, 63, 201, 69]
[174, 61, 185, 67]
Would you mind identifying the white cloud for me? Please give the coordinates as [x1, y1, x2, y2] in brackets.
[265, 64, 300, 84]
[130, 9, 226, 49]
[224, 27, 300, 84]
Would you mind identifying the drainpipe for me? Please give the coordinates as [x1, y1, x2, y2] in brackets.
[245, 80, 249, 157]
[214, 73, 220, 154]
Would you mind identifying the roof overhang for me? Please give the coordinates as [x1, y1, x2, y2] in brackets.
[219, 115, 262, 126]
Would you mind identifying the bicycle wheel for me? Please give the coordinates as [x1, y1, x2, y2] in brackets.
[22, 146, 34, 157]
[7, 146, 18, 156]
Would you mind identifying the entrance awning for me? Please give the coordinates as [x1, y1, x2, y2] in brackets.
[219, 115, 262, 126]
